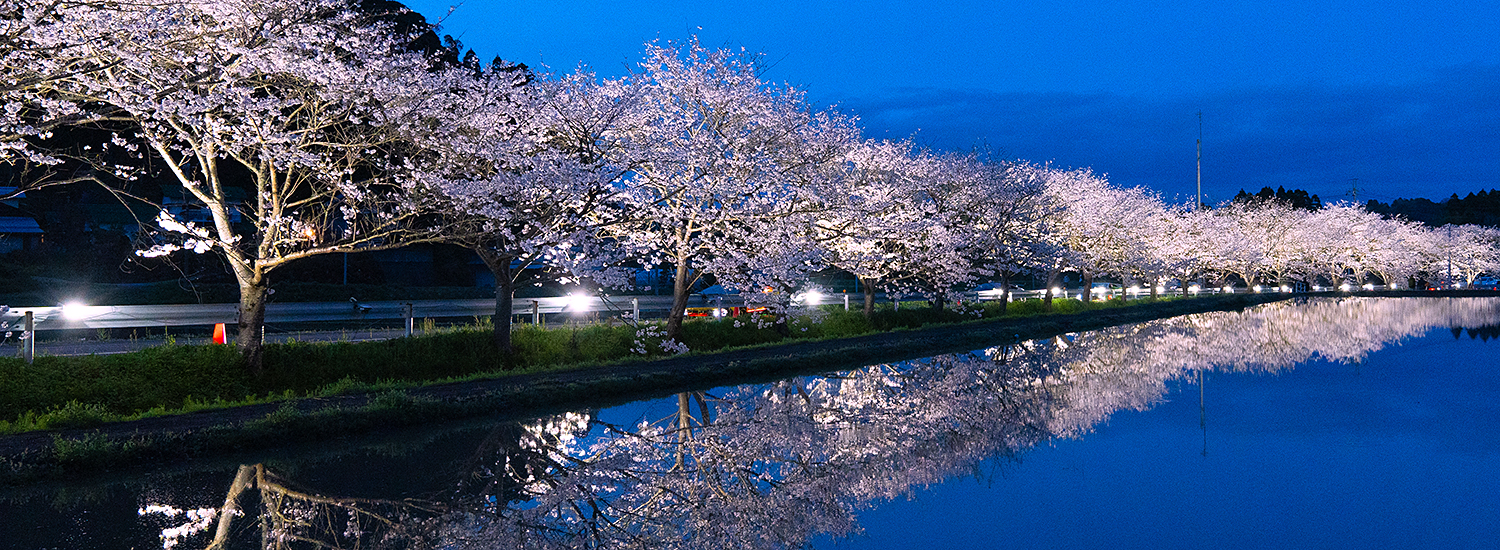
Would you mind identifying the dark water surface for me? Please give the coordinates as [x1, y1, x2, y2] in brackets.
[3, 297, 1497, 549]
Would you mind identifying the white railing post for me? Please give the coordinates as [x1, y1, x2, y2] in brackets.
[23, 310, 34, 364]
[404, 303, 414, 337]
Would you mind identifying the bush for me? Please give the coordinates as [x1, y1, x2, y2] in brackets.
[259, 330, 504, 392]
[0, 344, 250, 424]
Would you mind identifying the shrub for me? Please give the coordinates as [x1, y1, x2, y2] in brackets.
[0, 345, 250, 423]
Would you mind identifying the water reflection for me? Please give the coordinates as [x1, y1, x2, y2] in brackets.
[79, 298, 1500, 548]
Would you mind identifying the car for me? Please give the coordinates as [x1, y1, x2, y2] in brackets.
[972, 282, 1022, 300]
[1424, 277, 1457, 291]
[1088, 282, 1124, 299]
[1474, 276, 1499, 290]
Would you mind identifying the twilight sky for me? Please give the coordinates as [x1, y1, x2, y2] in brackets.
[400, 0, 1500, 205]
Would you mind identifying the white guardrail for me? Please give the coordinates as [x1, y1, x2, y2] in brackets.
[2, 295, 698, 331]
[2, 283, 1405, 332]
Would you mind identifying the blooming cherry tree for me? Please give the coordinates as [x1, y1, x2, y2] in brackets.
[417, 67, 641, 355]
[601, 38, 859, 340]
[18, 0, 466, 371]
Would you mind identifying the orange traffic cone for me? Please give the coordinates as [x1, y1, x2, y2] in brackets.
[212, 323, 227, 344]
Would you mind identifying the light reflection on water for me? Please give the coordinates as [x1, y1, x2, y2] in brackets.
[3, 297, 1498, 549]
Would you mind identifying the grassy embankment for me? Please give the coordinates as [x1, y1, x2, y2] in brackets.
[0, 297, 1113, 436]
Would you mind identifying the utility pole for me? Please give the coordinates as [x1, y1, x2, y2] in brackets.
[1199, 366, 1207, 457]
[1447, 225, 1453, 285]
[1197, 111, 1203, 210]
[1349, 178, 1359, 203]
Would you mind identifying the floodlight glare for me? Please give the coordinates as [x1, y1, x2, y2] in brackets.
[61, 302, 88, 320]
[564, 293, 591, 312]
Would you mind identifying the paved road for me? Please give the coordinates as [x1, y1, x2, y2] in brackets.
[0, 294, 705, 357]
[3, 295, 699, 331]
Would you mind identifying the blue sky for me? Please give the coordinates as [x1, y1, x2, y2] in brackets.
[401, 1, 1500, 205]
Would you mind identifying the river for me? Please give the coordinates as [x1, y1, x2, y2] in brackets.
[3, 296, 1497, 549]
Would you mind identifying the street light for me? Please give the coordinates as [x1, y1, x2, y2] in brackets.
[61, 301, 89, 320]
[564, 293, 591, 312]
[800, 290, 823, 305]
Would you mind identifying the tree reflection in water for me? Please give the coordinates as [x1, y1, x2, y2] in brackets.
[139, 297, 1500, 549]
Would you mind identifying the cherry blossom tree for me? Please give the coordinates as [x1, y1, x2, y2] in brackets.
[1042, 168, 1166, 301]
[841, 150, 980, 310]
[960, 160, 1059, 309]
[1217, 199, 1315, 287]
[920, 153, 1056, 308]
[417, 67, 641, 356]
[1434, 223, 1500, 285]
[815, 139, 934, 315]
[17, 0, 468, 371]
[0, 0, 138, 198]
[600, 38, 859, 341]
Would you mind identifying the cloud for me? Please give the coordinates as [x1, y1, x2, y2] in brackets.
[833, 64, 1500, 204]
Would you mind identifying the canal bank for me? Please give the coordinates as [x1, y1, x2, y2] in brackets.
[1, 291, 1482, 485]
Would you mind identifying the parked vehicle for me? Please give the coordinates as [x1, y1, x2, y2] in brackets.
[972, 282, 1022, 300]
[1089, 282, 1124, 299]
[1473, 276, 1499, 290]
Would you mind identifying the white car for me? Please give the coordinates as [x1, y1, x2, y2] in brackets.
[973, 283, 1022, 300]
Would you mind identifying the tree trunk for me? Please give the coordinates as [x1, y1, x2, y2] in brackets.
[493, 272, 516, 358]
[996, 273, 1009, 315]
[1043, 269, 1059, 311]
[665, 255, 692, 341]
[476, 248, 518, 358]
[1150, 277, 1160, 298]
[858, 277, 876, 316]
[206, 464, 256, 550]
[1082, 272, 1094, 303]
[931, 288, 945, 312]
[236, 278, 269, 376]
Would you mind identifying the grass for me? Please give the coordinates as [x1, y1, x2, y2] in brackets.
[0, 296, 1158, 436]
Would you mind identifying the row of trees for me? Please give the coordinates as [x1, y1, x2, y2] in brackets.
[6, 0, 1499, 373]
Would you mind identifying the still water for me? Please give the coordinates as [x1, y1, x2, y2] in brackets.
[3, 297, 1498, 549]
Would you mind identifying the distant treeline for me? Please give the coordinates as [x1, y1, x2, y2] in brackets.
[1233, 186, 1500, 227]
[1233, 187, 1324, 211]
[1364, 191, 1500, 227]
